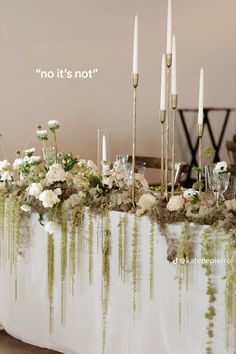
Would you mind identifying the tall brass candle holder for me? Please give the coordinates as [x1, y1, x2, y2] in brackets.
[198, 123, 203, 182]
[160, 110, 166, 196]
[171, 94, 178, 196]
[164, 54, 172, 201]
[131, 73, 139, 207]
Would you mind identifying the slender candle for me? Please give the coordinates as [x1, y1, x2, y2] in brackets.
[171, 35, 177, 95]
[166, 0, 172, 54]
[133, 15, 139, 74]
[102, 135, 107, 161]
[198, 68, 204, 125]
[160, 54, 166, 110]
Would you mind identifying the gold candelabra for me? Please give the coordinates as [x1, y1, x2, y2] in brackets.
[171, 94, 178, 196]
[198, 123, 203, 181]
[131, 73, 139, 207]
[160, 110, 166, 195]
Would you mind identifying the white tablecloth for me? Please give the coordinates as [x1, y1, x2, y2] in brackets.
[0, 210, 232, 354]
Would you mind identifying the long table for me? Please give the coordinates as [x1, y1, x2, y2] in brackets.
[0, 210, 233, 354]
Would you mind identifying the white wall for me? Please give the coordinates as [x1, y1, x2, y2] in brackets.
[0, 0, 235, 181]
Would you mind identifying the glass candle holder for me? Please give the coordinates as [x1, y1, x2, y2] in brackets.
[97, 129, 111, 174]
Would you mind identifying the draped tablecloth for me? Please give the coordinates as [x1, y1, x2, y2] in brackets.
[0, 210, 232, 354]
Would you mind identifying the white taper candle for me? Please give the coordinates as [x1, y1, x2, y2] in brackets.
[133, 15, 139, 74]
[160, 54, 166, 110]
[198, 68, 204, 125]
[166, 0, 172, 54]
[171, 35, 177, 95]
[102, 135, 107, 161]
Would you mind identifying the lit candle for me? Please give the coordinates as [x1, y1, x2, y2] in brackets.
[166, 0, 172, 54]
[102, 135, 107, 162]
[160, 54, 166, 110]
[133, 15, 138, 74]
[171, 35, 177, 95]
[198, 68, 204, 125]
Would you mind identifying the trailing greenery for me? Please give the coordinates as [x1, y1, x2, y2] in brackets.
[224, 231, 236, 354]
[88, 209, 94, 284]
[132, 216, 138, 312]
[176, 221, 191, 330]
[47, 232, 54, 334]
[201, 227, 217, 354]
[60, 204, 68, 325]
[149, 220, 155, 299]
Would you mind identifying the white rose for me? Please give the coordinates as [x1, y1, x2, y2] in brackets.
[20, 204, 32, 213]
[39, 190, 60, 208]
[214, 161, 227, 174]
[29, 156, 41, 164]
[0, 160, 10, 171]
[24, 148, 36, 156]
[13, 158, 23, 170]
[0, 171, 12, 181]
[183, 189, 199, 201]
[48, 120, 60, 130]
[166, 195, 185, 212]
[28, 183, 43, 198]
[44, 221, 60, 234]
[46, 163, 66, 184]
[136, 193, 156, 216]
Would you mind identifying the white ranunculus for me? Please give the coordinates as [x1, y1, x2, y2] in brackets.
[48, 120, 60, 130]
[214, 161, 227, 174]
[44, 221, 59, 234]
[0, 160, 10, 171]
[39, 190, 60, 208]
[29, 156, 41, 164]
[13, 158, 23, 170]
[54, 188, 62, 195]
[136, 193, 156, 216]
[20, 204, 32, 213]
[0, 171, 12, 181]
[24, 148, 36, 156]
[166, 195, 185, 212]
[28, 182, 43, 198]
[183, 189, 199, 201]
[46, 163, 66, 184]
[36, 130, 48, 140]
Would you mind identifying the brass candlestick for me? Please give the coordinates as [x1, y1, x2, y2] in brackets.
[160, 110, 166, 195]
[131, 73, 139, 207]
[171, 94, 178, 196]
[198, 123, 203, 182]
[164, 54, 172, 201]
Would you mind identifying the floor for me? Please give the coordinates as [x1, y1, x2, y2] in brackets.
[0, 331, 60, 354]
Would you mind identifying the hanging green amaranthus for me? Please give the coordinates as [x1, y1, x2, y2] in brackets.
[224, 230, 236, 354]
[201, 227, 217, 354]
[176, 221, 190, 330]
[149, 220, 155, 299]
[47, 232, 54, 333]
[88, 208, 94, 284]
[101, 209, 111, 354]
[60, 204, 68, 325]
[0, 196, 5, 267]
[132, 216, 138, 312]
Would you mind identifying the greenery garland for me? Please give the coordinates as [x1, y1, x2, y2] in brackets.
[224, 231, 236, 354]
[201, 227, 217, 354]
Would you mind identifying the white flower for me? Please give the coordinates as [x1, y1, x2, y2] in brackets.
[48, 120, 60, 130]
[13, 158, 23, 170]
[20, 204, 32, 213]
[87, 160, 98, 175]
[0, 160, 10, 171]
[166, 195, 185, 212]
[36, 130, 48, 140]
[46, 163, 66, 184]
[44, 221, 59, 234]
[54, 188, 62, 195]
[39, 190, 60, 208]
[77, 159, 87, 167]
[135, 173, 149, 190]
[214, 161, 227, 174]
[29, 156, 41, 164]
[24, 148, 36, 156]
[28, 182, 43, 198]
[136, 193, 156, 216]
[0, 171, 12, 181]
[183, 189, 199, 201]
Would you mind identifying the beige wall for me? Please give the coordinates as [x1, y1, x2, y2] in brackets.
[0, 0, 235, 181]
